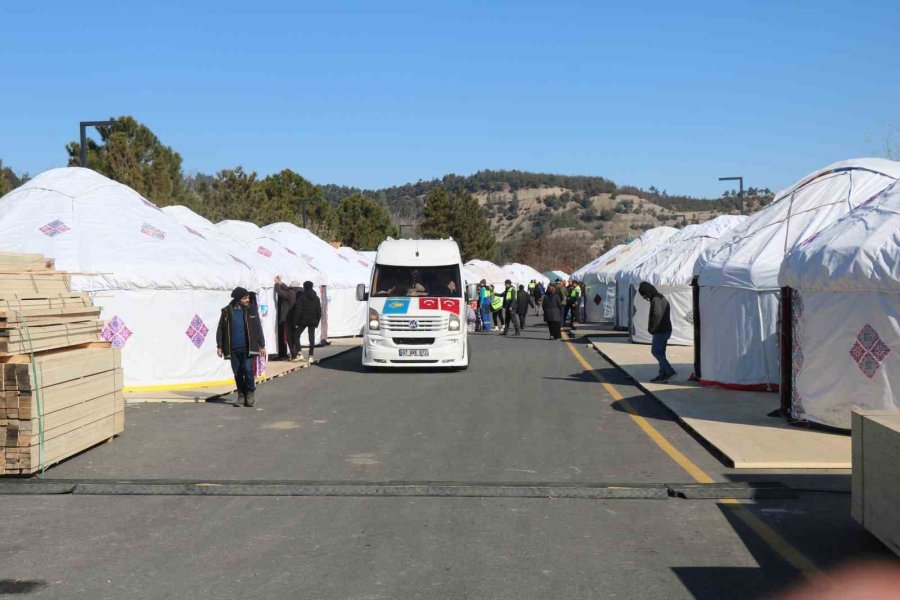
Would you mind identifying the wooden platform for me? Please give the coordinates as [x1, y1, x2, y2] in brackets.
[588, 337, 851, 469]
[125, 340, 363, 403]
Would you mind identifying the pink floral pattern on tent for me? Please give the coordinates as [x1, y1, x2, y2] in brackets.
[39, 220, 70, 237]
[257, 246, 272, 258]
[140, 223, 166, 240]
[849, 324, 891, 379]
[101, 316, 133, 349]
[185, 314, 210, 349]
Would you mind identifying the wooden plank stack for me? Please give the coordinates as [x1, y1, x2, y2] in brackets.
[852, 409, 900, 556]
[0, 252, 124, 475]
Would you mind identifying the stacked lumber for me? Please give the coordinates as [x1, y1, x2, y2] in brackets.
[852, 410, 900, 556]
[0, 253, 124, 475]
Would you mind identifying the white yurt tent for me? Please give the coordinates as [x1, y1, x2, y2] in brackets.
[501, 263, 549, 289]
[621, 215, 746, 345]
[465, 259, 506, 288]
[613, 228, 680, 329]
[572, 244, 627, 282]
[164, 208, 324, 350]
[543, 270, 570, 284]
[695, 158, 900, 390]
[580, 227, 677, 326]
[0, 168, 255, 389]
[778, 180, 900, 429]
[262, 222, 369, 337]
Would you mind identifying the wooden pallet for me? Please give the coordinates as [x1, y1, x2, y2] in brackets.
[0, 252, 54, 271]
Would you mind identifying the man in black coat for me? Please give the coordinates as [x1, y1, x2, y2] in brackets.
[274, 276, 302, 360]
[292, 281, 322, 363]
[639, 282, 675, 382]
[216, 287, 266, 407]
[542, 285, 563, 340]
[515, 284, 535, 331]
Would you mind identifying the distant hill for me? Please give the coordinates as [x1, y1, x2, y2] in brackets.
[320, 170, 774, 247]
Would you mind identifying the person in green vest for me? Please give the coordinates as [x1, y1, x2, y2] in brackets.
[569, 282, 582, 326]
[489, 285, 505, 331]
[502, 279, 521, 336]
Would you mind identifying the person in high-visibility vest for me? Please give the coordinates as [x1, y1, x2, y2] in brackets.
[490, 285, 505, 331]
[569, 282, 582, 326]
[502, 279, 521, 336]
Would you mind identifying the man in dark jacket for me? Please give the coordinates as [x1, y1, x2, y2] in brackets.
[502, 280, 520, 336]
[216, 287, 266, 407]
[515, 284, 535, 331]
[274, 276, 302, 360]
[292, 281, 322, 363]
[639, 282, 675, 382]
[542, 285, 563, 340]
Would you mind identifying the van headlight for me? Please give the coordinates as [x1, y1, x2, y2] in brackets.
[369, 308, 380, 331]
[449, 313, 460, 331]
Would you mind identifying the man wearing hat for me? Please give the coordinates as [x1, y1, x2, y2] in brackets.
[216, 287, 266, 407]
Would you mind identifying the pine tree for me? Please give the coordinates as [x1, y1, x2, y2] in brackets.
[419, 188, 452, 238]
[336, 193, 398, 249]
[450, 192, 496, 262]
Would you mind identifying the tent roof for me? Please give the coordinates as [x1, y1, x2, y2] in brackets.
[465, 259, 506, 286]
[572, 244, 627, 280]
[696, 158, 900, 290]
[166, 209, 321, 287]
[0, 168, 249, 291]
[779, 181, 900, 293]
[622, 215, 747, 288]
[501, 263, 549, 286]
[581, 226, 678, 284]
[262, 222, 370, 289]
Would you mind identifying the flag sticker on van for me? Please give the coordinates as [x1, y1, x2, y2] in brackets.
[419, 298, 439, 310]
[383, 298, 411, 315]
[440, 298, 461, 313]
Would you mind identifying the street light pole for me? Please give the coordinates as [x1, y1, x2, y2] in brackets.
[718, 176, 744, 215]
[79, 120, 115, 167]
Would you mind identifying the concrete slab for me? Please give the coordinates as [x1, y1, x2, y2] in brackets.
[124, 339, 362, 404]
[588, 337, 851, 469]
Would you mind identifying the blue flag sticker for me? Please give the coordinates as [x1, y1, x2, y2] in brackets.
[382, 298, 411, 315]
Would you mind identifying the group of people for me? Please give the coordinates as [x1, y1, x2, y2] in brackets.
[473, 279, 536, 335]
[214, 277, 322, 407]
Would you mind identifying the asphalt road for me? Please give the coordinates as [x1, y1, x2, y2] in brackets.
[0, 324, 891, 599]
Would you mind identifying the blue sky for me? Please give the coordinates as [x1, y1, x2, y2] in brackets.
[1, 0, 897, 197]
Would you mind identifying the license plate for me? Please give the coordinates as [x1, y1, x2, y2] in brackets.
[399, 349, 430, 357]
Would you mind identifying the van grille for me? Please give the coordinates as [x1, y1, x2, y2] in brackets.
[380, 316, 447, 332]
[393, 338, 436, 346]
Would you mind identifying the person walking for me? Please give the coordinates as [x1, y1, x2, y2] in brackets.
[216, 287, 266, 407]
[501, 280, 520, 336]
[567, 282, 582, 327]
[274, 276, 301, 360]
[478, 280, 493, 332]
[534, 280, 545, 316]
[490, 285, 505, 331]
[639, 282, 676, 382]
[542, 284, 563, 340]
[292, 281, 322, 363]
[515, 283, 534, 331]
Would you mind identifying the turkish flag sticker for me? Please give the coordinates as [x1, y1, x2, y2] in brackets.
[419, 297, 439, 310]
[440, 298, 461, 313]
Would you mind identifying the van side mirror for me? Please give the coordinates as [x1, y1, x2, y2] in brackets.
[356, 283, 368, 302]
[466, 283, 478, 301]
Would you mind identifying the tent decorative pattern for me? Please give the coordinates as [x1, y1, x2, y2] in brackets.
[39, 220, 70, 237]
[791, 293, 804, 407]
[850, 324, 891, 379]
[140, 223, 166, 240]
[101, 316, 133, 349]
[229, 254, 251, 270]
[257, 246, 272, 258]
[185, 315, 210, 349]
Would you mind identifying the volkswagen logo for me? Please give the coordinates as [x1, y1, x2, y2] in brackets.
[409, 319, 419, 330]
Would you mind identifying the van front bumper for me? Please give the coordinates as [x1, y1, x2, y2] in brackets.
[362, 332, 468, 367]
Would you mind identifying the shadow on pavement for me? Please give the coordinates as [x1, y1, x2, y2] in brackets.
[671, 567, 777, 600]
[0, 580, 47, 594]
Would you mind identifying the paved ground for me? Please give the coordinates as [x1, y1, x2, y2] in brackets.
[0, 324, 892, 598]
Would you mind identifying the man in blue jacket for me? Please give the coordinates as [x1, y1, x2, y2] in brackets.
[216, 287, 266, 407]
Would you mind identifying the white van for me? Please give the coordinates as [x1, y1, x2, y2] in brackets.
[356, 238, 469, 369]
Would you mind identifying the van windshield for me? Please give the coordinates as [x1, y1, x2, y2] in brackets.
[371, 264, 461, 298]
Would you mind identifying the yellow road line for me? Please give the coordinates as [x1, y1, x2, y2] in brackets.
[561, 330, 821, 578]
